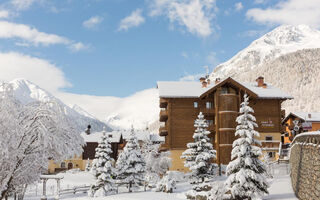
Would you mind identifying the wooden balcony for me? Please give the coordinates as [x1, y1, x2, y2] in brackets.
[159, 109, 168, 122]
[160, 99, 168, 108]
[159, 126, 168, 136]
[201, 108, 215, 115]
[260, 141, 280, 149]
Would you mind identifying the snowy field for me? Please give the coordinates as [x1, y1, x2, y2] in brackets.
[23, 164, 297, 200]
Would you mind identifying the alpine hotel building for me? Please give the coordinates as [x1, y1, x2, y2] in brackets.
[157, 77, 293, 171]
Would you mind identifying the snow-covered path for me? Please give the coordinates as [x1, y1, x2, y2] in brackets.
[265, 174, 297, 200]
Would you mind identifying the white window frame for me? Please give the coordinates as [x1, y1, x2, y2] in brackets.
[206, 101, 213, 109]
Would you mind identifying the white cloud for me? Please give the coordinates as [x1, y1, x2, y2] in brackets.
[69, 42, 88, 51]
[247, 0, 320, 28]
[0, 20, 87, 51]
[254, 0, 268, 4]
[118, 9, 145, 31]
[0, 52, 70, 93]
[148, 0, 218, 38]
[0, 51, 159, 129]
[10, 0, 37, 10]
[180, 73, 204, 81]
[83, 16, 104, 29]
[235, 2, 243, 11]
[0, 10, 10, 18]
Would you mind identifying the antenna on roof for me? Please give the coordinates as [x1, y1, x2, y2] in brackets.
[204, 66, 209, 79]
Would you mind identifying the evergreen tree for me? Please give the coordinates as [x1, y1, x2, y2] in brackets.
[116, 127, 146, 192]
[89, 128, 115, 197]
[85, 158, 91, 172]
[181, 112, 217, 199]
[225, 94, 269, 200]
[142, 137, 171, 188]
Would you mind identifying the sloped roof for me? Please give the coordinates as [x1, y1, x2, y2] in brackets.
[285, 112, 320, 122]
[157, 77, 293, 99]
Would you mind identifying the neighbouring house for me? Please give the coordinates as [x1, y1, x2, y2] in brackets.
[157, 76, 293, 172]
[282, 112, 320, 144]
[48, 127, 164, 174]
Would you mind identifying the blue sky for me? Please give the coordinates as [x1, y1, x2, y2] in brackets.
[0, 0, 318, 97]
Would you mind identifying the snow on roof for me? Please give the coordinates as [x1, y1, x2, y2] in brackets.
[81, 130, 165, 143]
[157, 79, 293, 99]
[290, 112, 320, 122]
[240, 82, 293, 99]
[157, 81, 214, 98]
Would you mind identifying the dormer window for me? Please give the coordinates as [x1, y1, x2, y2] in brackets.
[221, 87, 228, 94]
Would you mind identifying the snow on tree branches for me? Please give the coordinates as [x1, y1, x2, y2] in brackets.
[142, 137, 171, 188]
[225, 94, 269, 200]
[89, 128, 116, 197]
[181, 112, 217, 199]
[116, 127, 146, 192]
[0, 83, 84, 199]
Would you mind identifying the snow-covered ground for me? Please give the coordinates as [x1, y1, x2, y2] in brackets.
[25, 164, 297, 200]
[24, 164, 297, 200]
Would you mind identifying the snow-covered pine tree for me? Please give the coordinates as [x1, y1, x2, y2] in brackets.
[116, 127, 146, 192]
[142, 137, 171, 188]
[85, 158, 91, 172]
[89, 128, 115, 197]
[263, 153, 273, 179]
[142, 137, 161, 187]
[225, 94, 269, 200]
[181, 112, 217, 199]
[156, 171, 176, 193]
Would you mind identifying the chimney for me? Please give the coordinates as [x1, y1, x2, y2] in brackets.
[308, 113, 312, 118]
[207, 79, 211, 85]
[215, 78, 221, 84]
[202, 81, 207, 88]
[262, 83, 267, 88]
[256, 76, 264, 87]
[85, 125, 91, 135]
[199, 77, 206, 83]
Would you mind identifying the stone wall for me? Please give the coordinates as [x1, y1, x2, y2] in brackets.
[289, 132, 320, 200]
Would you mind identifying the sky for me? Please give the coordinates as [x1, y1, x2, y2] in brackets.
[0, 0, 320, 108]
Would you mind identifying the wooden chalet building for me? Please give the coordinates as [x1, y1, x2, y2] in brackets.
[48, 128, 164, 174]
[157, 76, 293, 171]
[282, 112, 320, 144]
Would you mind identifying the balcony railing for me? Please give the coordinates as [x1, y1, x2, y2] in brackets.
[159, 109, 168, 122]
[159, 99, 168, 108]
[200, 108, 215, 115]
[159, 126, 168, 136]
[260, 140, 281, 149]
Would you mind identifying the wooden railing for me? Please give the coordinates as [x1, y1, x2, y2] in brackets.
[159, 109, 168, 122]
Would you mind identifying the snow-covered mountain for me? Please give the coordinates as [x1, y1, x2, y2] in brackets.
[3, 78, 110, 132]
[210, 24, 320, 80]
[210, 24, 320, 113]
[104, 88, 160, 131]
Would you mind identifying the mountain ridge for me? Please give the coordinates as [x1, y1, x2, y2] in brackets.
[3, 78, 111, 132]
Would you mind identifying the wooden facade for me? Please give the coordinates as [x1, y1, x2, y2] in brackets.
[158, 77, 292, 171]
[282, 112, 320, 144]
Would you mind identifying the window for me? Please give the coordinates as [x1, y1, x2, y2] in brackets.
[268, 152, 275, 158]
[194, 102, 198, 108]
[207, 120, 214, 126]
[221, 87, 228, 94]
[206, 102, 213, 109]
[265, 136, 273, 141]
[60, 162, 66, 168]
